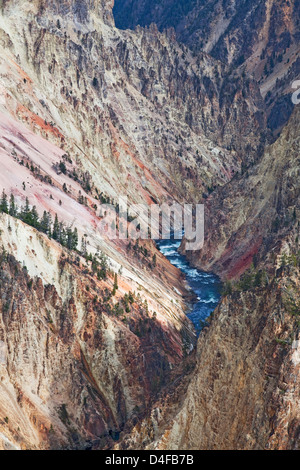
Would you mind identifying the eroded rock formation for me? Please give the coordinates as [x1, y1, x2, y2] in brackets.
[114, 0, 300, 133]
[116, 106, 300, 451]
[0, 0, 298, 451]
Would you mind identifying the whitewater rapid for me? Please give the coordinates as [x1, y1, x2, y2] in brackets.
[156, 237, 221, 335]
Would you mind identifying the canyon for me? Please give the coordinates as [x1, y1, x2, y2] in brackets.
[0, 0, 299, 450]
[114, 0, 300, 134]
[117, 105, 300, 450]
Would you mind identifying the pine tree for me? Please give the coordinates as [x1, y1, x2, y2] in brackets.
[100, 253, 108, 272]
[78, 191, 84, 205]
[222, 280, 233, 296]
[52, 214, 59, 240]
[31, 206, 40, 228]
[112, 273, 118, 296]
[72, 228, 78, 250]
[66, 226, 78, 250]
[9, 194, 17, 217]
[40, 211, 51, 235]
[0, 190, 8, 214]
[91, 255, 99, 274]
[59, 223, 67, 246]
[81, 235, 87, 255]
[23, 197, 30, 215]
[20, 197, 31, 224]
[66, 226, 72, 250]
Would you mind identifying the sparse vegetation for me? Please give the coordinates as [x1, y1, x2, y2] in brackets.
[222, 264, 269, 295]
[0, 191, 79, 251]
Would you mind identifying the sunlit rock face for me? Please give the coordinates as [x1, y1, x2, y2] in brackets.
[0, 0, 201, 450]
[0, 0, 296, 452]
[3, 0, 115, 25]
[0, 210, 197, 450]
[0, 0, 267, 211]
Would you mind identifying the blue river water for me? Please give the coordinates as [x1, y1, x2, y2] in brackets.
[156, 237, 222, 335]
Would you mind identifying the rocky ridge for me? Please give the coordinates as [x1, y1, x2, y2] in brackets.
[0, 0, 267, 208]
[0, 210, 197, 450]
[0, 0, 297, 451]
[114, 0, 300, 133]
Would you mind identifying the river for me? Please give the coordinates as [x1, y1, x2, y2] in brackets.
[156, 237, 222, 335]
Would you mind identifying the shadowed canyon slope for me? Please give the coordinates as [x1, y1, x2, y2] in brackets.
[116, 106, 300, 451]
[182, 105, 300, 280]
[0, 212, 197, 450]
[114, 0, 300, 133]
[0, 0, 298, 451]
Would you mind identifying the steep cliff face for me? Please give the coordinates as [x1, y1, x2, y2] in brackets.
[2, 0, 115, 26]
[0, 213, 195, 450]
[0, 0, 209, 449]
[176, 273, 300, 450]
[114, 0, 300, 133]
[115, 104, 300, 451]
[0, 0, 297, 452]
[182, 105, 300, 280]
[0, 0, 267, 211]
[114, 0, 300, 67]
[119, 262, 300, 450]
